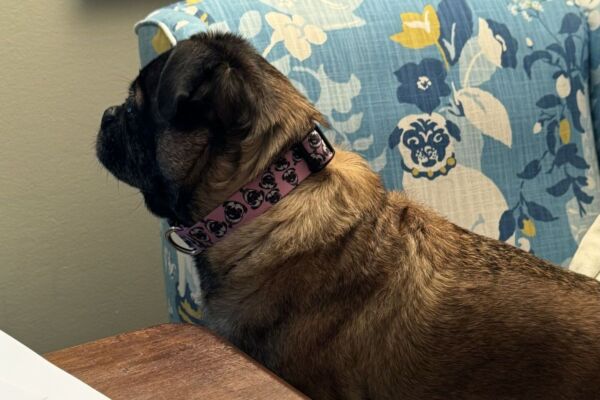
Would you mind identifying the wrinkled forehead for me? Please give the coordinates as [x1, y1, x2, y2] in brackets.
[130, 49, 173, 108]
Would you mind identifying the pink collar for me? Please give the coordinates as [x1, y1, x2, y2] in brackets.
[165, 127, 335, 255]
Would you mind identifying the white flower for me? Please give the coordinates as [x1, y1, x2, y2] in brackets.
[533, 121, 543, 134]
[531, 1, 544, 11]
[556, 74, 572, 98]
[517, 0, 535, 9]
[509, 0, 549, 19]
[265, 12, 327, 61]
[526, 37, 534, 47]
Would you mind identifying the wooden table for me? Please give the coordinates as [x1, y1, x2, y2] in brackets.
[45, 324, 307, 400]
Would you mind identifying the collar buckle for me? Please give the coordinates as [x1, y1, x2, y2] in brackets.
[296, 126, 335, 173]
[165, 226, 201, 256]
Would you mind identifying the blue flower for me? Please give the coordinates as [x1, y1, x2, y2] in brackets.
[479, 19, 518, 69]
[394, 58, 451, 114]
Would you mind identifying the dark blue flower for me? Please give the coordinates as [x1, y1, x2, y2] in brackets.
[394, 58, 451, 114]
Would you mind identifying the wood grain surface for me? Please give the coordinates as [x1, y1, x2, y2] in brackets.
[45, 324, 307, 400]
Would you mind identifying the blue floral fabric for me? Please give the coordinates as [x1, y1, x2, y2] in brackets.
[395, 59, 452, 114]
[135, 0, 600, 323]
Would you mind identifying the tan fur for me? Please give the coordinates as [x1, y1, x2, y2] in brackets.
[198, 148, 600, 399]
[182, 61, 600, 399]
[105, 33, 600, 399]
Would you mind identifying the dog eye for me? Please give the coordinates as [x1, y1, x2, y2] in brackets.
[433, 134, 444, 143]
[123, 100, 138, 130]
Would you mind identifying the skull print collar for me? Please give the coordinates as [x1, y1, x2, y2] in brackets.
[165, 126, 335, 255]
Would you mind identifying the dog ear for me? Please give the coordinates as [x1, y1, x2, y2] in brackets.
[156, 36, 257, 131]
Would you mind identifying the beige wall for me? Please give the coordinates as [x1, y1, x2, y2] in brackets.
[0, 0, 174, 353]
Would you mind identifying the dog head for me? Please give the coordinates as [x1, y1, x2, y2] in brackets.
[96, 32, 324, 224]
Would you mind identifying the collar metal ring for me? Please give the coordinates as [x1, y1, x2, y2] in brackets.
[165, 226, 201, 256]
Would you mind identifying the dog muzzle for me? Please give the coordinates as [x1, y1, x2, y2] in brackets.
[165, 126, 335, 255]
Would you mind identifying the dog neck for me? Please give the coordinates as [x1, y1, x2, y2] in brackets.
[166, 127, 335, 255]
[204, 148, 386, 275]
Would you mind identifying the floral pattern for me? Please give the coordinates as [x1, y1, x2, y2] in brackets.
[498, 9, 595, 245]
[135, 0, 600, 321]
[508, 0, 548, 21]
[394, 59, 451, 114]
[390, 5, 441, 50]
[264, 12, 327, 60]
[573, 0, 600, 30]
[259, 0, 365, 31]
[387, 0, 521, 240]
[478, 19, 519, 68]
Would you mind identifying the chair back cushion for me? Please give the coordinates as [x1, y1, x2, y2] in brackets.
[135, 0, 600, 322]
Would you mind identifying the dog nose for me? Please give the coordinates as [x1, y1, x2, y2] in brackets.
[101, 106, 118, 129]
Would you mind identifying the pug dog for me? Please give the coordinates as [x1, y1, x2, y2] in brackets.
[97, 32, 600, 399]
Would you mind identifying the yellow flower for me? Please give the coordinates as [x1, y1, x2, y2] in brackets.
[265, 12, 327, 61]
[390, 5, 441, 49]
[186, 0, 202, 4]
[559, 118, 571, 144]
[521, 218, 537, 237]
